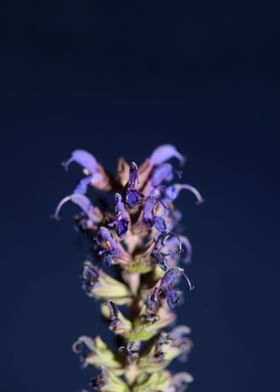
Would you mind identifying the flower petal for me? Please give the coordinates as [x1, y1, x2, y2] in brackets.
[151, 163, 174, 187]
[165, 183, 204, 205]
[63, 149, 98, 174]
[150, 144, 185, 167]
[54, 193, 95, 220]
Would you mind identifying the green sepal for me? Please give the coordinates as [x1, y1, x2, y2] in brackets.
[125, 255, 153, 274]
[89, 269, 131, 305]
[85, 336, 123, 375]
[132, 371, 171, 391]
[102, 373, 128, 392]
[125, 307, 176, 342]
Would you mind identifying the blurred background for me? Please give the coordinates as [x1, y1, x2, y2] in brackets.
[0, 2, 279, 392]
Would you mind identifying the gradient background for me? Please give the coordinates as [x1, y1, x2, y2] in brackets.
[1, 2, 279, 392]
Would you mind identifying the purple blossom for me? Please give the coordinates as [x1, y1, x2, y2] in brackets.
[54, 193, 99, 226]
[109, 193, 129, 238]
[149, 144, 185, 167]
[151, 231, 183, 270]
[150, 163, 175, 188]
[166, 235, 192, 264]
[62, 149, 104, 194]
[142, 195, 167, 232]
[159, 267, 193, 308]
[96, 227, 120, 266]
[151, 232, 172, 271]
[125, 162, 143, 208]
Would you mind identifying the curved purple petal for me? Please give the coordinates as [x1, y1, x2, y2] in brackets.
[151, 163, 174, 187]
[96, 227, 118, 250]
[73, 175, 93, 194]
[150, 144, 185, 167]
[54, 194, 95, 220]
[143, 196, 167, 232]
[63, 149, 98, 174]
[165, 183, 204, 205]
[166, 235, 192, 264]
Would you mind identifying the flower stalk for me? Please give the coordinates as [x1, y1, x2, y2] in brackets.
[55, 144, 202, 391]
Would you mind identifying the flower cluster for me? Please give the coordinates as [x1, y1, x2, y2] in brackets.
[55, 144, 203, 391]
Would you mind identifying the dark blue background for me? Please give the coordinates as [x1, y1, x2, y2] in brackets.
[1, 2, 279, 391]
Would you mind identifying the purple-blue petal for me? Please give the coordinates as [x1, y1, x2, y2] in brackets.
[125, 163, 143, 208]
[165, 184, 204, 205]
[150, 144, 185, 167]
[126, 189, 143, 209]
[151, 163, 174, 187]
[167, 289, 182, 308]
[54, 194, 95, 220]
[63, 149, 98, 174]
[73, 175, 93, 194]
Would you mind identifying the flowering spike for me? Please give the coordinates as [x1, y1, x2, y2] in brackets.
[55, 145, 202, 391]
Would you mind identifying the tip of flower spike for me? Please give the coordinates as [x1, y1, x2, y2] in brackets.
[52, 195, 72, 220]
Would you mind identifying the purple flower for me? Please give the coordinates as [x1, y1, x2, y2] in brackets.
[81, 261, 100, 295]
[63, 149, 107, 194]
[54, 193, 100, 226]
[151, 231, 184, 270]
[151, 232, 173, 271]
[124, 162, 143, 208]
[150, 163, 175, 188]
[96, 227, 121, 267]
[109, 193, 129, 238]
[159, 267, 193, 308]
[143, 196, 167, 232]
[164, 183, 204, 205]
[149, 144, 185, 167]
[165, 235, 192, 264]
